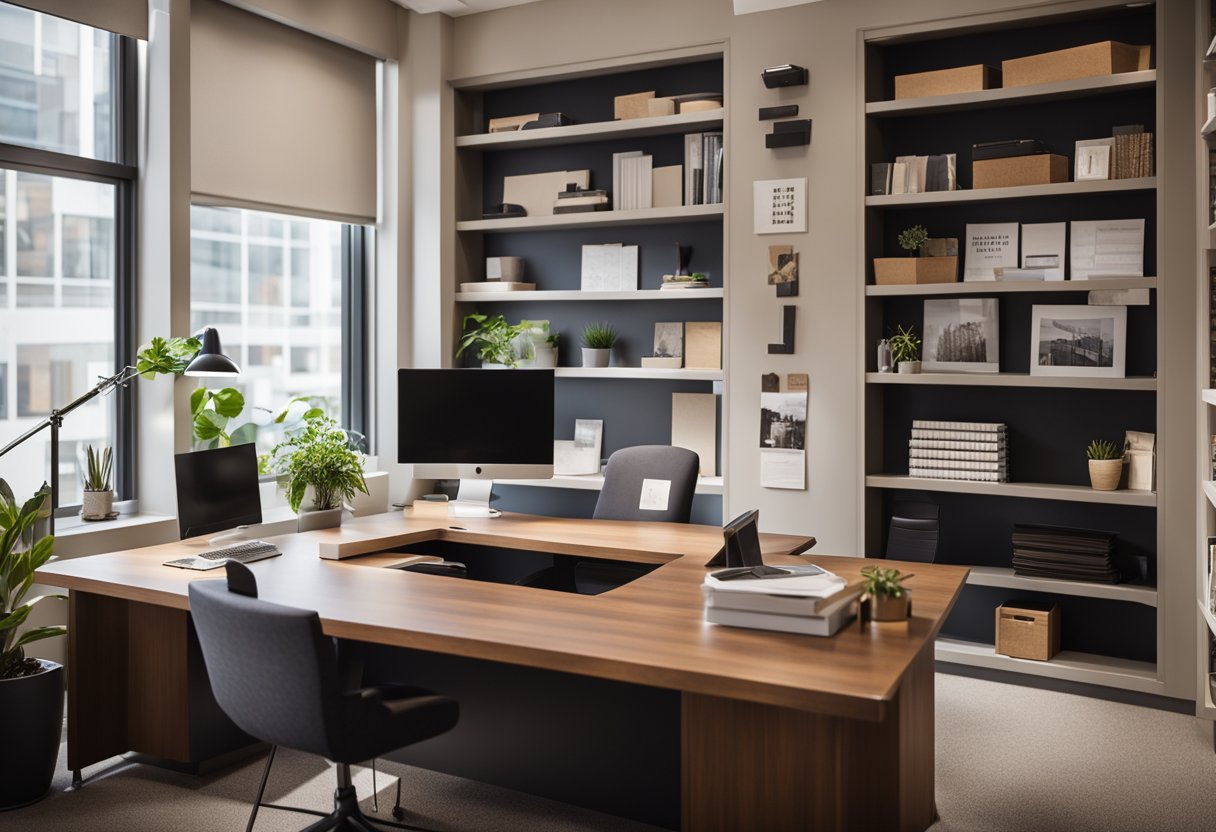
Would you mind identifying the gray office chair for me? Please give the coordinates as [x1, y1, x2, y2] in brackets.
[189, 562, 458, 832]
[593, 445, 700, 523]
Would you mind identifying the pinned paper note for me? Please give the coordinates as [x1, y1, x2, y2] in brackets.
[639, 478, 672, 511]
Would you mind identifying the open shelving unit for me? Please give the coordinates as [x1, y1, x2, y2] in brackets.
[450, 49, 727, 521]
[861, 2, 1166, 694]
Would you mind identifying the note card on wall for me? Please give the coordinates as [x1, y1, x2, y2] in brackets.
[753, 177, 807, 234]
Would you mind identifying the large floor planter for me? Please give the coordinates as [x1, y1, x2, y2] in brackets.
[0, 660, 64, 810]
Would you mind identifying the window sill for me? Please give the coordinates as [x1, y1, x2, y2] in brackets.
[53, 512, 179, 559]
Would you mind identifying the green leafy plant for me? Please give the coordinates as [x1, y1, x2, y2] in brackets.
[887, 325, 921, 364]
[135, 336, 202, 379]
[1086, 439, 1122, 461]
[581, 322, 618, 349]
[546, 332, 560, 348]
[457, 313, 526, 367]
[268, 416, 368, 513]
[860, 565, 913, 599]
[190, 386, 247, 448]
[898, 224, 929, 255]
[83, 445, 113, 492]
[0, 481, 63, 679]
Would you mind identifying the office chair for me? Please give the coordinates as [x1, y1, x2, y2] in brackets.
[885, 500, 940, 563]
[189, 562, 458, 832]
[593, 445, 700, 523]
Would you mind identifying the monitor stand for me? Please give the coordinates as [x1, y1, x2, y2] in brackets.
[449, 479, 501, 519]
[208, 525, 254, 546]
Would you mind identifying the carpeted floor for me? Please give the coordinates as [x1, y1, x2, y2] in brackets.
[3, 672, 1215, 832]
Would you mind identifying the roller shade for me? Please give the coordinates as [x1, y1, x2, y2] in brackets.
[8, 0, 147, 40]
[191, 0, 379, 224]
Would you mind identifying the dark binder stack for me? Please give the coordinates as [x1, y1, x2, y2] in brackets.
[1011, 524, 1121, 583]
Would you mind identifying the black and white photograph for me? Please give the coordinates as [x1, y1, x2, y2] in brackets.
[1029, 304, 1127, 378]
[760, 392, 806, 450]
[653, 322, 683, 358]
[923, 298, 1000, 373]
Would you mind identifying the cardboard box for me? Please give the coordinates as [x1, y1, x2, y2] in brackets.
[894, 65, 1000, 100]
[973, 154, 1068, 189]
[614, 91, 655, 120]
[872, 256, 957, 285]
[995, 601, 1060, 661]
[647, 97, 676, 117]
[487, 113, 539, 133]
[1002, 41, 1151, 88]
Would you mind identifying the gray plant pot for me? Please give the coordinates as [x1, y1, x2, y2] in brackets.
[897, 360, 922, 375]
[81, 490, 113, 520]
[298, 506, 342, 532]
[582, 348, 611, 368]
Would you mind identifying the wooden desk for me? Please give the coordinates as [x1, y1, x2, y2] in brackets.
[37, 512, 967, 832]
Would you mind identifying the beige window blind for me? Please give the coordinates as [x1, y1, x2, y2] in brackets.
[8, 0, 147, 40]
[191, 0, 378, 224]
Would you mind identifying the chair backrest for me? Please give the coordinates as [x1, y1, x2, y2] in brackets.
[885, 500, 940, 563]
[593, 445, 699, 523]
[188, 563, 342, 759]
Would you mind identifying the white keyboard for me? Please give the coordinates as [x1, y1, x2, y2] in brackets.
[163, 540, 282, 571]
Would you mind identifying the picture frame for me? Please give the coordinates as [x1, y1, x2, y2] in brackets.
[1074, 138, 1115, 181]
[753, 178, 807, 234]
[923, 298, 1000, 374]
[1029, 304, 1127, 378]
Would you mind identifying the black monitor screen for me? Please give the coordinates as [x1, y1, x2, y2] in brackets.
[175, 444, 263, 538]
[397, 369, 554, 465]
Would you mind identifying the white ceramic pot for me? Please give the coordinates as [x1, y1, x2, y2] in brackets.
[81, 490, 113, 520]
[349, 471, 390, 517]
[531, 346, 558, 368]
[298, 506, 342, 532]
[897, 360, 922, 374]
[582, 348, 611, 368]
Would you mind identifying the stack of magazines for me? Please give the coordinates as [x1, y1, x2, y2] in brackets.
[908, 420, 1007, 483]
[702, 567, 862, 637]
[1011, 524, 1121, 583]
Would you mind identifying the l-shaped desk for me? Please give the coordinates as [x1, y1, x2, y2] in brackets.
[36, 511, 967, 832]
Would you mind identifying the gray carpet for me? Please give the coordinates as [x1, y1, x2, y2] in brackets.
[3, 672, 1215, 831]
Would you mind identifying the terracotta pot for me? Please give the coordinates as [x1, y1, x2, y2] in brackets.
[1088, 458, 1123, 491]
[872, 592, 911, 621]
[897, 360, 922, 374]
[873, 256, 958, 285]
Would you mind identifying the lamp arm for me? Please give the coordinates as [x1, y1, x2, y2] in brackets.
[0, 365, 140, 460]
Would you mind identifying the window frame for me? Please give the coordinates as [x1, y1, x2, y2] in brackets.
[0, 27, 138, 512]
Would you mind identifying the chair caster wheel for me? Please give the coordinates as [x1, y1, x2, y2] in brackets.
[393, 807, 405, 821]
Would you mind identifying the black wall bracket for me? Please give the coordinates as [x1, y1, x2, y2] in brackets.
[767, 306, 796, 354]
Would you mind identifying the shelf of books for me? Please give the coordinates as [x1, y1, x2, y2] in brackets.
[450, 48, 727, 524]
[862, 4, 1164, 692]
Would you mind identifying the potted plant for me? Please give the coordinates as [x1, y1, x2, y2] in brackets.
[873, 224, 959, 286]
[860, 565, 913, 621]
[81, 445, 114, 520]
[581, 322, 617, 368]
[1086, 439, 1124, 491]
[269, 416, 369, 531]
[457, 313, 525, 368]
[0, 480, 65, 809]
[532, 332, 560, 368]
[888, 325, 922, 374]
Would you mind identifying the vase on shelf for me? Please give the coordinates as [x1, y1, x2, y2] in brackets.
[581, 348, 611, 368]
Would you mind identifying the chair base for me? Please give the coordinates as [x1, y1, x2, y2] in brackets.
[298, 786, 426, 832]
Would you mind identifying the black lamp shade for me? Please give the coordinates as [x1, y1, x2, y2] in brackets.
[185, 327, 241, 377]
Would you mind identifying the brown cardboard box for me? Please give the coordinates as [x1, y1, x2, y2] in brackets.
[995, 601, 1060, 661]
[973, 154, 1068, 189]
[872, 257, 958, 285]
[647, 97, 676, 117]
[894, 65, 1000, 100]
[614, 91, 655, 120]
[1002, 41, 1151, 88]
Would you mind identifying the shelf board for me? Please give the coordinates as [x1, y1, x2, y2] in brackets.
[1200, 600, 1216, 639]
[864, 177, 1156, 209]
[1202, 389, 1216, 407]
[458, 203, 723, 233]
[1203, 480, 1216, 511]
[456, 109, 725, 150]
[454, 288, 724, 303]
[865, 474, 1156, 507]
[495, 473, 725, 496]
[865, 276, 1157, 297]
[965, 566, 1156, 607]
[866, 70, 1156, 118]
[865, 372, 1155, 391]
[935, 637, 1161, 694]
[553, 367, 722, 381]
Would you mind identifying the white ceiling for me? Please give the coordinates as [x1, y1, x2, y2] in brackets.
[390, 0, 547, 17]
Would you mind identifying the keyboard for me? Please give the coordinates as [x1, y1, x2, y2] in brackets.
[163, 540, 283, 571]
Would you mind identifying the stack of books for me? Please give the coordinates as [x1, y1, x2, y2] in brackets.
[554, 186, 610, 214]
[1112, 127, 1153, 179]
[908, 420, 1008, 483]
[612, 151, 653, 211]
[660, 274, 711, 291]
[702, 567, 862, 637]
[684, 132, 724, 205]
[1011, 524, 1121, 583]
[870, 153, 957, 195]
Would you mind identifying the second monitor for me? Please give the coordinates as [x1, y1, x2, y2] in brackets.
[397, 368, 554, 480]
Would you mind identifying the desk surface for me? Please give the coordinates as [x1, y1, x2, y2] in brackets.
[37, 511, 967, 722]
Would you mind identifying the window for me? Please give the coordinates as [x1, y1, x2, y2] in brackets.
[189, 205, 367, 463]
[0, 3, 134, 509]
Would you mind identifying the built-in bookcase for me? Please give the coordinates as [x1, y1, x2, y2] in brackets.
[861, 2, 1167, 693]
[449, 50, 727, 524]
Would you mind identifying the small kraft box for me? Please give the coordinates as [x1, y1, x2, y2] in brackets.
[996, 601, 1060, 661]
[1002, 41, 1151, 88]
[894, 65, 1000, 100]
[614, 91, 655, 120]
[973, 154, 1068, 189]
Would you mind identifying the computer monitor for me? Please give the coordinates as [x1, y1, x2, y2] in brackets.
[397, 368, 554, 480]
[175, 444, 263, 539]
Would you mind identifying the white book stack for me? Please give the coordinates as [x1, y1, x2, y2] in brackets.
[612, 151, 653, 211]
[702, 567, 862, 637]
[908, 420, 1008, 483]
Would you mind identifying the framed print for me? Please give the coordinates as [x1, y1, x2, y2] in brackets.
[923, 298, 1000, 373]
[1030, 304, 1127, 378]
